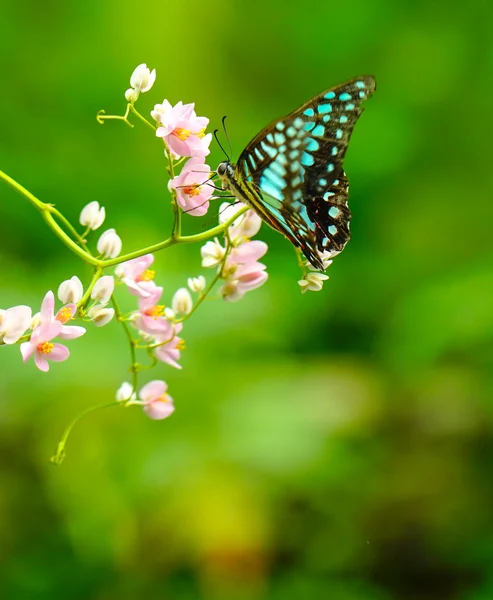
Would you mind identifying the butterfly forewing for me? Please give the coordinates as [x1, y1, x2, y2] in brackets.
[233, 76, 375, 269]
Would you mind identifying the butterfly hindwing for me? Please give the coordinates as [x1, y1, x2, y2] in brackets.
[233, 76, 375, 269]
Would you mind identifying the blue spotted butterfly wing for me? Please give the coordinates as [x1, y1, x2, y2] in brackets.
[234, 75, 375, 270]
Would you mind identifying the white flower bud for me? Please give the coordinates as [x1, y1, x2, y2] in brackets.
[97, 228, 122, 259]
[201, 239, 225, 268]
[129, 63, 156, 93]
[79, 201, 106, 230]
[0, 305, 32, 344]
[58, 276, 83, 304]
[298, 272, 329, 293]
[188, 276, 206, 293]
[116, 381, 136, 402]
[91, 275, 115, 305]
[164, 308, 175, 320]
[171, 288, 193, 315]
[88, 305, 115, 327]
[125, 88, 139, 103]
[31, 312, 42, 330]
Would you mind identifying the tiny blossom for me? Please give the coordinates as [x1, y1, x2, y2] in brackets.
[0, 306, 32, 345]
[139, 380, 175, 420]
[58, 276, 83, 304]
[116, 381, 136, 402]
[220, 262, 268, 302]
[171, 288, 193, 315]
[298, 272, 330, 293]
[125, 63, 156, 102]
[188, 276, 206, 293]
[91, 276, 115, 305]
[154, 323, 184, 369]
[20, 320, 68, 372]
[164, 307, 175, 320]
[88, 305, 115, 327]
[31, 312, 42, 330]
[219, 202, 262, 240]
[201, 239, 226, 268]
[154, 100, 212, 158]
[116, 254, 159, 299]
[132, 289, 173, 338]
[169, 158, 214, 216]
[97, 228, 122, 259]
[79, 201, 106, 230]
[41, 291, 86, 340]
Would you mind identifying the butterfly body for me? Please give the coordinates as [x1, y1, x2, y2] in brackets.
[217, 76, 376, 271]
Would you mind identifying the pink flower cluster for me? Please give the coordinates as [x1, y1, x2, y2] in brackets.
[19, 291, 86, 372]
[116, 254, 185, 370]
[201, 202, 269, 302]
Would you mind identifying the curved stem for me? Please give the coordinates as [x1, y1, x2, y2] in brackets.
[129, 105, 156, 131]
[111, 295, 139, 392]
[50, 401, 121, 465]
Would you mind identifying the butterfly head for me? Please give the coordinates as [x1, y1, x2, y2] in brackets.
[216, 161, 235, 189]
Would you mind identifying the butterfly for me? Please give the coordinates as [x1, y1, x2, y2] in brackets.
[216, 76, 376, 271]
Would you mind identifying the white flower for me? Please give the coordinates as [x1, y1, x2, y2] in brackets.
[201, 239, 225, 268]
[150, 99, 172, 124]
[79, 201, 106, 230]
[97, 228, 122, 259]
[88, 305, 115, 327]
[171, 288, 193, 315]
[125, 63, 156, 102]
[91, 276, 115, 305]
[188, 275, 206, 293]
[58, 276, 83, 304]
[298, 272, 329, 293]
[116, 381, 136, 402]
[0, 305, 32, 344]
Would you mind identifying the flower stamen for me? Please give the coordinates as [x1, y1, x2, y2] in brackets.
[37, 341, 54, 355]
[173, 128, 192, 141]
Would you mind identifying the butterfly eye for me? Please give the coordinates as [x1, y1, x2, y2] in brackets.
[217, 162, 228, 177]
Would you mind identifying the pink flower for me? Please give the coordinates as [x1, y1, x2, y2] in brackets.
[154, 100, 212, 158]
[132, 288, 174, 338]
[20, 320, 69, 372]
[40, 291, 85, 340]
[220, 262, 268, 302]
[154, 323, 184, 369]
[139, 380, 175, 420]
[116, 254, 160, 299]
[219, 202, 262, 240]
[169, 158, 214, 217]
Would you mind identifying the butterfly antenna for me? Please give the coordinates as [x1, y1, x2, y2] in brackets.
[213, 128, 230, 161]
[222, 116, 233, 159]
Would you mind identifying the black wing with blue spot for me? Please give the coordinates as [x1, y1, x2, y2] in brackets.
[234, 75, 375, 270]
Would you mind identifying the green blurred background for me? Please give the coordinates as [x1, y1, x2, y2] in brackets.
[1, 1, 493, 598]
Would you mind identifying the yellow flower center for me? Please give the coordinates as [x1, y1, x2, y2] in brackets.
[177, 339, 186, 350]
[145, 305, 165, 318]
[157, 393, 171, 404]
[197, 128, 206, 139]
[56, 306, 74, 324]
[37, 341, 54, 355]
[138, 269, 155, 282]
[183, 184, 201, 197]
[173, 128, 192, 141]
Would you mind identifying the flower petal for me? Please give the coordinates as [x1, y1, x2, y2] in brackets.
[49, 344, 70, 362]
[139, 380, 167, 402]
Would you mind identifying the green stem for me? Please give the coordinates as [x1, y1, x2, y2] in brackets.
[78, 267, 103, 309]
[129, 105, 156, 131]
[50, 401, 121, 465]
[111, 295, 139, 392]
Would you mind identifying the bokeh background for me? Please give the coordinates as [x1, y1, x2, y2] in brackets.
[1, 1, 493, 598]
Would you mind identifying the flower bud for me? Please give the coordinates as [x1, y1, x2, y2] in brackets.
[298, 272, 329, 293]
[188, 275, 206, 293]
[91, 275, 115, 305]
[58, 276, 83, 304]
[171, 288, 193, 315]
[129, 64, 156, 93]
[0, 305, 32, 344]
[31, 312, 42, 330]
[164, 307, 175, 320]
[97, 228, 122, 259]
[88, 305, 115, 327]
[125, 88, 139, 103]
[201, 239, 225, 268]
[116, 381, 136, 402]
[79, 201, 106, 230]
